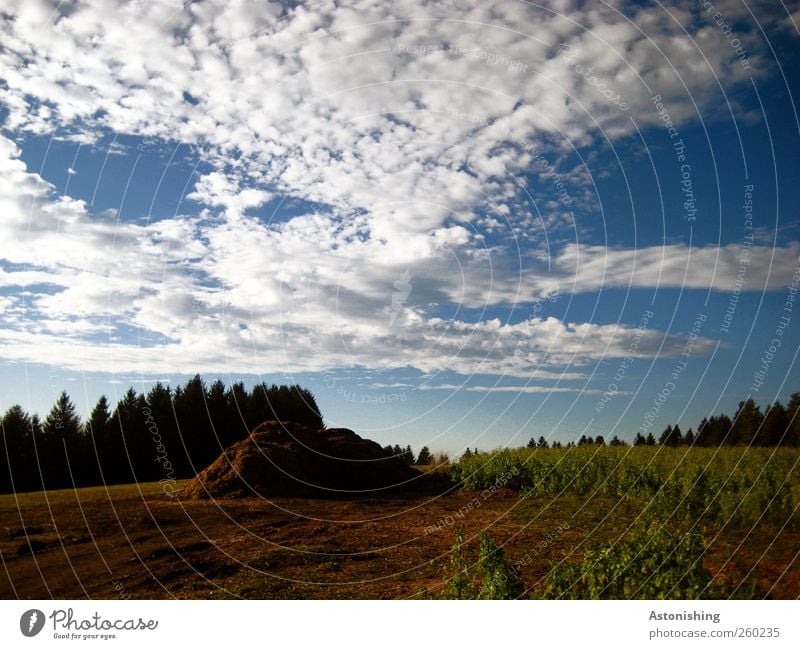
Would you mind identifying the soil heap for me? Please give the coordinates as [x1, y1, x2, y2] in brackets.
[180, 420, 419, 498]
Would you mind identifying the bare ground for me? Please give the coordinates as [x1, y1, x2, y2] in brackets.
[1, 479, 797, 599]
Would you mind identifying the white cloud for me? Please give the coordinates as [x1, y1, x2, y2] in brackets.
[0, 1, 795, 380]
[465, 385, 630, 396]
[0, 0, 780, 244]
[389, 381, 631, 395]
[553, 243, 800, 294]
[0, 133, 789, 378]
[186, 171, 271, 220]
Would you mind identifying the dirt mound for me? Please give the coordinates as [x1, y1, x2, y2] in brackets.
[180, 420, 420, 498]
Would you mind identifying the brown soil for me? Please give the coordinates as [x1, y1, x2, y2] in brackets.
[1, 480, 798, 599]
[180, 420, 420, 499]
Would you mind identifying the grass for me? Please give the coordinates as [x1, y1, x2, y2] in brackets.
[0, 480, 190, 513]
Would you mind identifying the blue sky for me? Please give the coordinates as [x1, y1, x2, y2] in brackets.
[1, 0, 799, 454]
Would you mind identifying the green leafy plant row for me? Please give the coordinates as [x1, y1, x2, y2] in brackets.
[449, 446, 799, 529]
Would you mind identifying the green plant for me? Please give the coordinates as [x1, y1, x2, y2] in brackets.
[443, 529, 475, 599]
[540, 519, 721, 599]
[476, 532, 523, 599]
[448, 446, 799, 530]
[442, 530, 523, 599]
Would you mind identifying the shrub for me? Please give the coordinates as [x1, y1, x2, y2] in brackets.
[540, 520, 721, 599]
[442, 530, 522, 599]
[443, 530, 474, 599]
[476, 532, 524, 599]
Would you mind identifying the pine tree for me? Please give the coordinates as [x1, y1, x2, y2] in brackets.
[85, 395, 112, 485]
[695, 417, 710, 446]
[1, 405, 34, 492]
[402, 444, 415, 465]
[41, 391, 83, 488]
[416, 446, 432, 465]
[786, 393, 800, 447]
[761, 402, 788, 446]
[731, 399, 763, 445]
[174, 375, 214, 471]
[111, 388, 149, 483]
[207, 379, 231, 449]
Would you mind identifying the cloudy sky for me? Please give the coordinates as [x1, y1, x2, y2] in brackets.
[1, 0, 799, 452]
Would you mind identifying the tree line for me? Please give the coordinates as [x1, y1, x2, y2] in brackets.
[0, 375, 323, 494]
[525, 394, 800, 449]
[383, 444, 415, 465]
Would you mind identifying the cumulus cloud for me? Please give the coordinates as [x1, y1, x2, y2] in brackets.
[186, 171, 271, 220]
[0, 1, 795, 381]
[0, 0, 780, 239]
[0, 133, 725, 377]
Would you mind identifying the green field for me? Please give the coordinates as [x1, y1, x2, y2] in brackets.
[447, 446, 800, 597]
[0, 481, 189, 513]
[451, 446, 800, 526]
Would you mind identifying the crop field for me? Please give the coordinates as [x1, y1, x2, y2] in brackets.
[1, 446, 798, 599]
[451, 447, 800, 529]
[449, 446, 800, 598]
